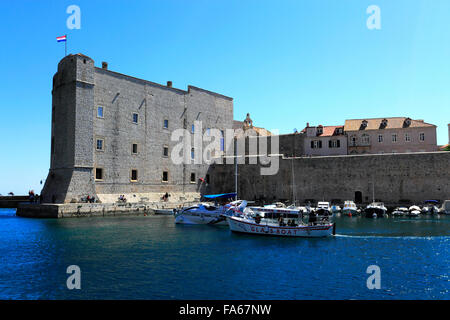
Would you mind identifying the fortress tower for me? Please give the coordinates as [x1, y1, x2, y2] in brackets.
[41, 54, 234, 203]
[41, 54, 96, 203]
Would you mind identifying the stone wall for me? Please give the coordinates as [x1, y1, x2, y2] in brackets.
[208, 151, 450, 205]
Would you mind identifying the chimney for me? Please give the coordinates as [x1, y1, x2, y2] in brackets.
[306, 122, 309, 127]
[102, 62, 108, 70]
[167, 81, 172, 87]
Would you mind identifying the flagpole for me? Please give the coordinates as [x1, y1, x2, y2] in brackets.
[65, 34, 67, 56]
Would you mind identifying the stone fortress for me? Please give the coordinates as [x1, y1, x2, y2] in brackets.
[40, 54, 450, 207]
[41, 53, 233, 204]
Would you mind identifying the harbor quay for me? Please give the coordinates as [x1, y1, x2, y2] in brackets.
[16, 199, 197, 218]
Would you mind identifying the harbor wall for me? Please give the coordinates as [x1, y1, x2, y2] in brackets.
[208, 151, 450, 205]
[16, 201, 193, 218]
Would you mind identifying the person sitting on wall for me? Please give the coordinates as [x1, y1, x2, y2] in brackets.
[28, 190, 35, 203]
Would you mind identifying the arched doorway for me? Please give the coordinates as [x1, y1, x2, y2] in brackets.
[355, 191, 362, 204]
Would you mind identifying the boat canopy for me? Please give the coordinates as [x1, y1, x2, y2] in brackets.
[424, 200, 439, 203]
[202, 193, 237, 199]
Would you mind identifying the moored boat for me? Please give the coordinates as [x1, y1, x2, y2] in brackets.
[364, 202, 387, 218]
[342, 201, 358, 216]
[392, 207, 408, 216]
[226, 215, 335, 237]
[408, 205, 421, 217]
[174, 193, 241, 225]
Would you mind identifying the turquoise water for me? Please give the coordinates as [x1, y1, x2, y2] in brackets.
[0, 208, 448, 299]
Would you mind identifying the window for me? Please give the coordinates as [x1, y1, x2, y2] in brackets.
[163, 119, 169, 129]
[392, 134, 397, 143]
[131, 169, 138, 182]
[132, 143, 138, 154]
[191, 124, 195, 134]
[419, 132, 425, 141]
[378, 134, 383, 143]
[220, 130, 225, 151]
[206, 128, 211, 136]
[361, 134, 370, 145]
[317, 127, 323, 135]
[95, 168, 103, 180]
[311, 140, 322, 149]
[132, 113, 138, 124]
[163, 146, 169, 157]
[97, 106, 104, 118]
[329, 140, 340, 148]
[405, 133, 411, 142]
[191, 148, 195, 160]
[190, 173, 196, 183]
[162, 171, 168, 182]
[96, 139, 104, 151]
[350, 136, 357, 146]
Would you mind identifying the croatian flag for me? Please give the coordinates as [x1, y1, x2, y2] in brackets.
[56, 35, 67, 42]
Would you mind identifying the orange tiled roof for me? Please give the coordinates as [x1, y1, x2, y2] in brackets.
[301, 125, 344, 137]
[344, 117, 435, 131]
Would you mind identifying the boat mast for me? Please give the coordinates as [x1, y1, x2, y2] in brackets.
[372, 181, 375, 203]
[234, 138, 238, 201]
[291, 156, 296, 206]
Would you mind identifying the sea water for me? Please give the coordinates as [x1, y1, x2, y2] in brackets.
[0, 208, 448, 299]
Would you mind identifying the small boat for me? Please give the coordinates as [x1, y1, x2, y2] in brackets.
[154, 208, 176, 215]
[316, 202, 332, 215]
[342, 201, 358, 216]
[226, 215, 335, 237]
[392, 207, 408, 216]
[421, 200, 440, 215]
[441, 200, 450, 215]
[331, 204, 341, 214]
[365, 202, 387, 218]
[408, 205, 421, 217]
[174, 193, 241, 225]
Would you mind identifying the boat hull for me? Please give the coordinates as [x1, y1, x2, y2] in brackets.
[227, 216, 334, 237]
[175, 213, 227, 225]
[342, 209, 358, 216]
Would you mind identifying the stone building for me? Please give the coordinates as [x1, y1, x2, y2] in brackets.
[302, 123, 347, 156]
[41, 54, 233, 203]
[345, 117, 437, 154]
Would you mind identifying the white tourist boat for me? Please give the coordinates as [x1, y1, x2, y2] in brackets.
[174, 193, 243, 225]
[342, 201, 358, 216]
[248, 203, 302, 218]
[226, 215, 335, 238]
[408, 205, 421, 217]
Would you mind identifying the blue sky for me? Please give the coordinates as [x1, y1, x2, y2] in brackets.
[0, 0, 449, 195]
